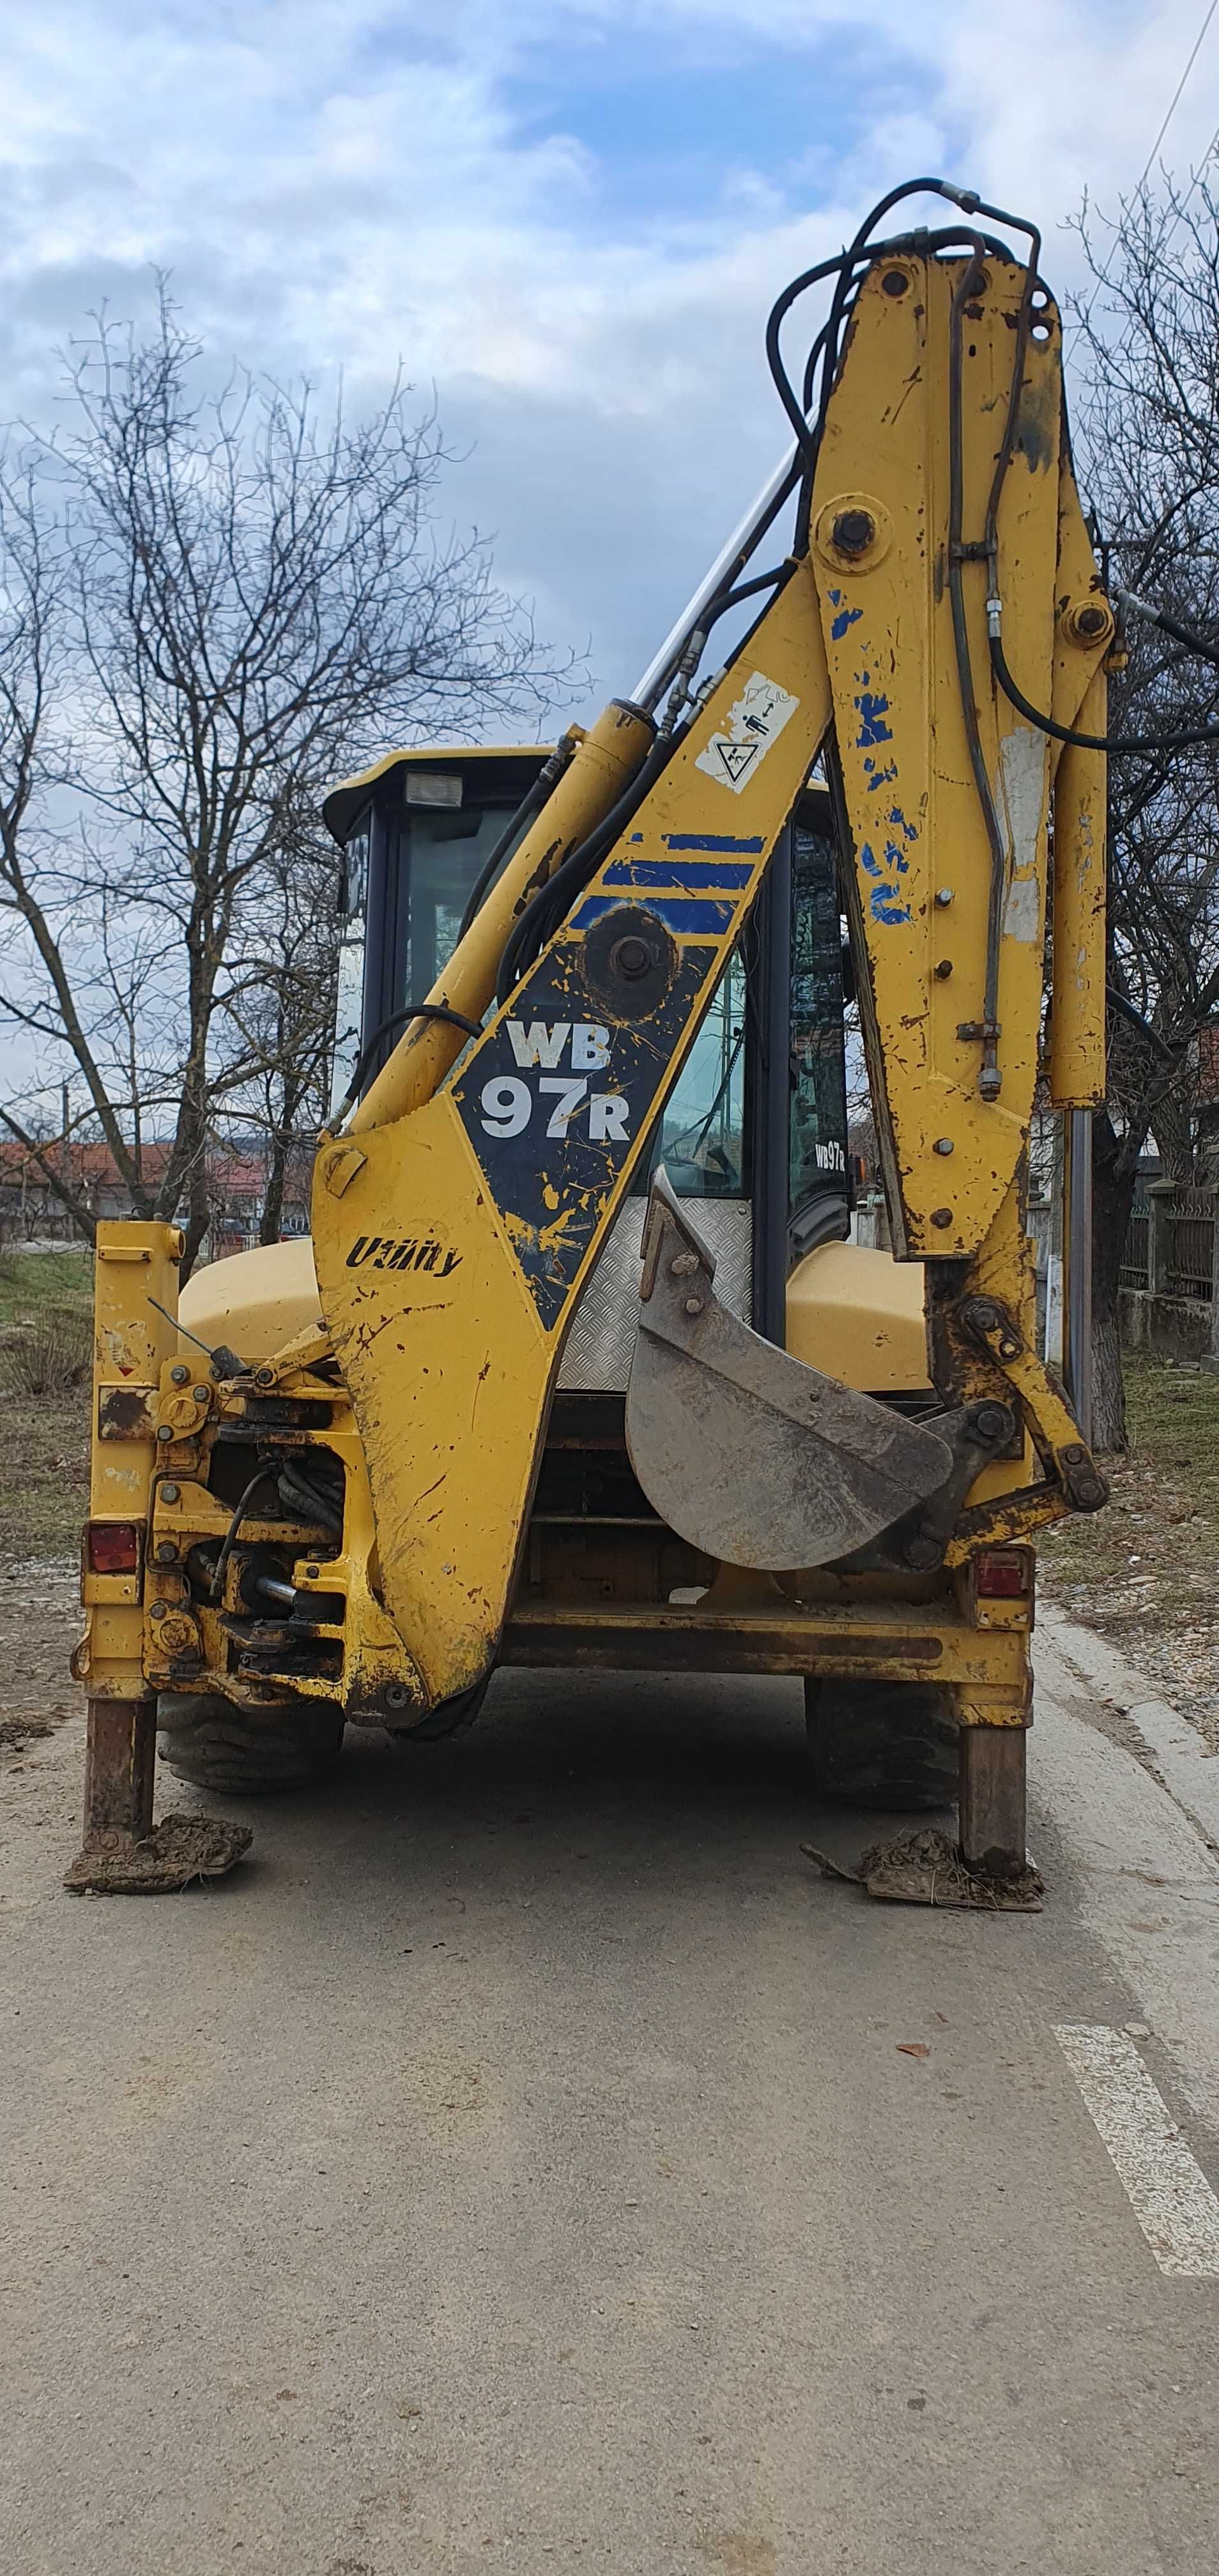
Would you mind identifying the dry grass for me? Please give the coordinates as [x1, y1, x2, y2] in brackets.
[0, 1252, 94, 1557]
[1041, 1353, 1219, 1742]
[1, 1392, 91, 1561]
[0, 1247, 92, 1325]
[0, 1310, 93, 1397]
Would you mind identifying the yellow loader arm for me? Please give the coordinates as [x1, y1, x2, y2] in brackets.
[311, 207, 1110, 1713]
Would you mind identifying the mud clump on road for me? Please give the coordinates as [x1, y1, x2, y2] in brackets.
[64, 1812, 253, 1896]
[804, 1826, 1045, 1911]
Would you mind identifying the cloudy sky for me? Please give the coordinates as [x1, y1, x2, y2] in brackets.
[6, 0, 1219, 723]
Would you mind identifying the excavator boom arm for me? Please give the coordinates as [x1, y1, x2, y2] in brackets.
[310, 227, 1110, 1711]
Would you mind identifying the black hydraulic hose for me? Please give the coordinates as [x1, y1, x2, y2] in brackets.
[456, 780, 548, 942]
[765, 249, 861, 471]
[493, 562, 792, 1006]
[992, 582, 1219, 751]
[210, 1471, 275, 1601]
[989, 629, 1219, 752]
[707, 562, 792, 617]
[970, 225, 1219, 754]
[330, 1001, 482, 1130]
[457, 735, 576, 942]
[917, 187, 1041, 1101]
[976, 227, 1042, 570]
[277, 1464, 344, 1535]
[715, 455, 804, 594]
[496, 735, 668, 1001]
[801, 319, 834, 416]
[765, 189, 1025, 561]
[1116, 592, 1219, 673]
[947, 236, 1011, 1101]
[495, 731, 674, 1006]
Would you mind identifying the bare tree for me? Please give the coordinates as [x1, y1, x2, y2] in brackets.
[0, 289, 569, 1268]
[218, 788, 341, 1246]
[1069, 169, 1219, 1446]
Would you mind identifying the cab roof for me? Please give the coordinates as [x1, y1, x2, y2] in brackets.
[322, 744, 554, 848]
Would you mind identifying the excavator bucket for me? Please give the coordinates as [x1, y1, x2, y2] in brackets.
[625, 1172, 953, 1572]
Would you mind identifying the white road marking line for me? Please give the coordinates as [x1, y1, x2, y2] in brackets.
[1054, 2024, 1219, 2278]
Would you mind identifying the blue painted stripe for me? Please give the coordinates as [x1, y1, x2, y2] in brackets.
[601, 857, 755, 890]
[571, 894, 736, 936]
[649, 895, 736, 933]
[663, 833, 765, 854]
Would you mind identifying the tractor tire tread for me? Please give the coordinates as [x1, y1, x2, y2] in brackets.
[157, 1692, 344, 1796]
[804, 1676, 957, 1810]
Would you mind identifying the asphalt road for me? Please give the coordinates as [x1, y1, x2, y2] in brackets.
[3, 1614, 1219, 2576]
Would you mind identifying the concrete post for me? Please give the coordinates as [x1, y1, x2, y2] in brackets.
[1147, 1179, 1176, 1300]
[1206, 1189, 1219, 1372]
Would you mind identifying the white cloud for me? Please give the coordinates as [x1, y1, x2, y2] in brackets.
[3, 0, 1219, 706]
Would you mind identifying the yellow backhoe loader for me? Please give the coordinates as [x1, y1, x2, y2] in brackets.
[68, 178, 1116, 1899]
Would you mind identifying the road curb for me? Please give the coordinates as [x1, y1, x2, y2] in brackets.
[1036, 1606, 1219, 1857]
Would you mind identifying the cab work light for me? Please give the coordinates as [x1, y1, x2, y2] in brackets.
[86, 1521, 141, 1574]
[406, 771, 462, 807]
[974, 1549, 1031, 1598]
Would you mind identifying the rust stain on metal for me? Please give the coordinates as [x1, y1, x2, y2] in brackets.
[98, 1384, 155, 1440]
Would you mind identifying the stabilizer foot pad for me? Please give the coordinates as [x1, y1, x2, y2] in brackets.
[803, 1827, 1044, 1912]
[65, 1812, 253, 1895]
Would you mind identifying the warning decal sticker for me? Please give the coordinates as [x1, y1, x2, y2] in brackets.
[694, 670, 799, 795]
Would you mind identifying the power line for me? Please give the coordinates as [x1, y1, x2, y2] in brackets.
[1136, 0, 1219, 192]
[1165, 108, 1219, 229]
[1068, 0, 1219, 353]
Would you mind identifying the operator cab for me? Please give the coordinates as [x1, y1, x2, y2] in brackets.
[323, 744, 856, 1370]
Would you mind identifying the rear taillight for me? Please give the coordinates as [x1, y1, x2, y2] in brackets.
[87, 1521, 141, 1574]
[974, 1549, 1030, 1599]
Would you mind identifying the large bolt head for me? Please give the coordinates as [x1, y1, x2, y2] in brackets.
[609, 933, 650, 981]
[831, 508, 875, 558]
[1064, 599, 1113, 646]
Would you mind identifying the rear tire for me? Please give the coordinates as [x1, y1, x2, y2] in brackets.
[804, 1677, 957, 1810]
[157, 1692, 344, 1795]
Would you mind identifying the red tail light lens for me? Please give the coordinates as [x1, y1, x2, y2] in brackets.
[87, 1521, 141, 1574]
[974, 1550, 1030, 1599]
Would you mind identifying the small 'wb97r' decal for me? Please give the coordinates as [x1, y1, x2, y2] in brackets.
[346, 1236, 461, 1276]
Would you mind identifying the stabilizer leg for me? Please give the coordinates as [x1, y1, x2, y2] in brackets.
[65, 1694, 252, 1897]
[958, 1721, 1027, 1880]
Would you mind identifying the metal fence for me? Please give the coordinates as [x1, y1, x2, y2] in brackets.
[1121, 1186, 1216, 1303]
[1119, 1211, 1150, 1294]
[1165, 1188, 1215, 1302]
